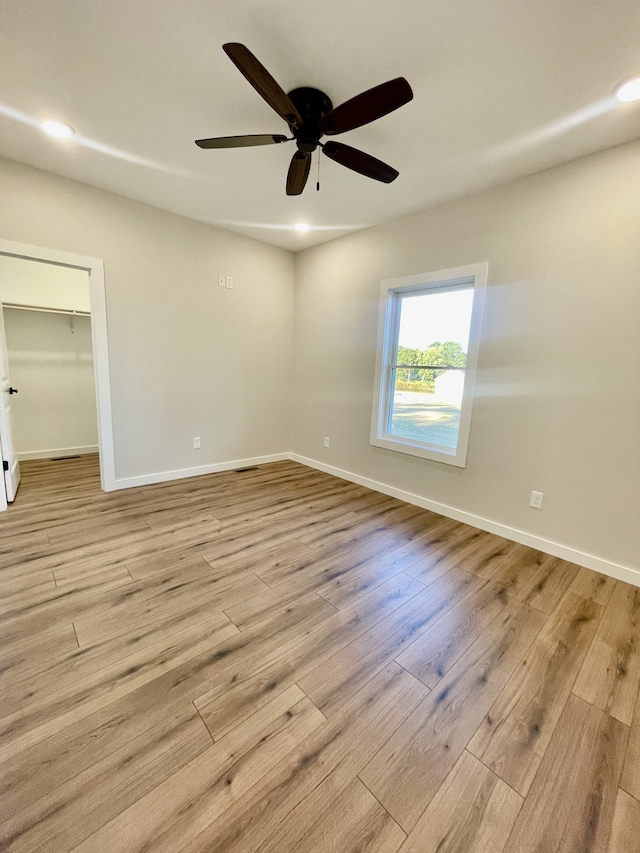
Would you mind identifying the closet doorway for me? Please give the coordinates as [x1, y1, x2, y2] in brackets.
[0, 240, 115, 510]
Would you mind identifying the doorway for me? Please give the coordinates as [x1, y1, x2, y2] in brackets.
[0, 239, 115, 509]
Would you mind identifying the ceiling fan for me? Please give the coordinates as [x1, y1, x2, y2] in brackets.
[195, 43, 413, 195]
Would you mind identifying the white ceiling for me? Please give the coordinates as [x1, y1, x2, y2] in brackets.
[1, 0, 639, 252]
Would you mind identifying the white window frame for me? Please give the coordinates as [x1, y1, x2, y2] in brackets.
[370, 262, 487, 468]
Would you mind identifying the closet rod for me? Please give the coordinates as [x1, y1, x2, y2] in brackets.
[3, 302, 90, 317]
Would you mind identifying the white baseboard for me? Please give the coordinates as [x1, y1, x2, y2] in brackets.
[17, 445, 99, 461]
[289, 453, 640, 589]
[114, 452, 291, 490]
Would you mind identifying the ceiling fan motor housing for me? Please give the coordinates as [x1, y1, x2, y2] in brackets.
[288, 87, 333, 152]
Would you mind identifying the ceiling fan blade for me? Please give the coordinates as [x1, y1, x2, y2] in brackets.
[322, 141, 399, 183]
[286, 151, 311, 195]
[195, 134, 288, 149]
[223, 43, 302, 128]
[320, 77, 413, 136]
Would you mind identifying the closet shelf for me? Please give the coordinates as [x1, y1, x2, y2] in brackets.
[3, 302, 90, 317]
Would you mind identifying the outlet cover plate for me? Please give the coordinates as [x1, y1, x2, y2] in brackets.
[530, 490, 544, 509]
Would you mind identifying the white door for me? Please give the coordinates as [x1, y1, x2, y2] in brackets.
[0, 299, 20, 502]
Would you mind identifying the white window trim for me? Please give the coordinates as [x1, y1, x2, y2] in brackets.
[370, 262, 488, 468]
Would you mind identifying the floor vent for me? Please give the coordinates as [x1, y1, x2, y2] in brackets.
[235, 466, 259, 473]
[50, 455, 82, 461]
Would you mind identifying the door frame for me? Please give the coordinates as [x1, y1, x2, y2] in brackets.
[0, 239, 116, 499]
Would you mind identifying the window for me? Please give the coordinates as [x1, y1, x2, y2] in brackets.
[371, 263, 487, 467]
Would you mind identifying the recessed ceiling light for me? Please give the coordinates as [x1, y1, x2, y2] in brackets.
[294, 223, 310, 232]
[41, 119, 75, 139]
[615, 77, 640, 103]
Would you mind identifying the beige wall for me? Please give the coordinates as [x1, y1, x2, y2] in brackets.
[291, 140, 640, 571]
[0, 255, 90, 312]
[0, 157, 295, 481]
[4, 308, 98, 457]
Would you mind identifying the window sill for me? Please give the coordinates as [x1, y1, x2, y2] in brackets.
[370, 434, 467, 467]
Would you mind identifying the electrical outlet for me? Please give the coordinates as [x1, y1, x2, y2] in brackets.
[193, 437, 201, 449]
[218, 275, 225, 288]
[530, 490, 544, 509]
[324, 436, 330, 448]
[226, 275, 234, 289]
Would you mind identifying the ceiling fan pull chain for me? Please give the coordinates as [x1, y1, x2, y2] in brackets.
[317, 151, 321, 191]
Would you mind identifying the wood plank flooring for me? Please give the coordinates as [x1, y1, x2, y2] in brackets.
[0, 454, 638, 853]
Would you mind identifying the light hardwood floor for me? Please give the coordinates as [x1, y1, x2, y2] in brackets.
[1, 454, 638, 852]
